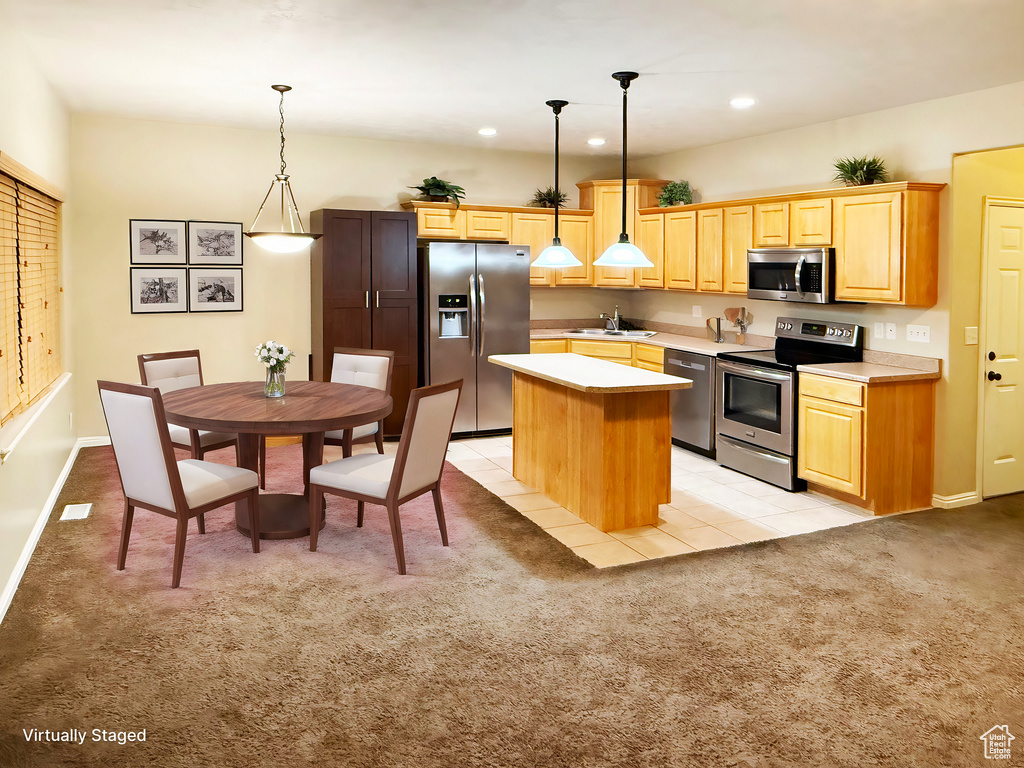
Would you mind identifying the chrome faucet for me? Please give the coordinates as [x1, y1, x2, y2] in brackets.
[600, 305, 620, 331]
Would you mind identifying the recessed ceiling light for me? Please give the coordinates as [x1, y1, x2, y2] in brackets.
[730, 96, 756, 109]
[587, 138, 606, 146]
[478, 127, 497, 136]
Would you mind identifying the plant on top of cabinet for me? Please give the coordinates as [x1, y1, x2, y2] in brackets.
[409, 176, 466, 206]
[658, 180, 693, 206]
[529, 186, 569, 208]
[833, 155, 890, 186]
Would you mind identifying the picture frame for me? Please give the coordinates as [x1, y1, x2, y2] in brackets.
[130, 268, 188, 314]
[187, 220, 243, 265]
[188, 268, 243, 312]
[129, 219, 187, 265]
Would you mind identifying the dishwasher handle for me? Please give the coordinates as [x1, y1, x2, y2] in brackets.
[667, 358, 706, 372]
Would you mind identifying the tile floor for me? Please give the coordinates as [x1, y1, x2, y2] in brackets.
[444, 435, 878, 568]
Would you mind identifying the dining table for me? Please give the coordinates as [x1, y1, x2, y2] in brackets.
[162, 380, 393, 539]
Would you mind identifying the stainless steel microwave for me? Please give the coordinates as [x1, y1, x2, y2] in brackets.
[747, 247, 835, 303]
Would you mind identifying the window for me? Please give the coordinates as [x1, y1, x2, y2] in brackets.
[0, 170, 62, 424]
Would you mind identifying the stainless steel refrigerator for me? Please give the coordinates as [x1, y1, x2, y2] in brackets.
[420, 241, 530, 434]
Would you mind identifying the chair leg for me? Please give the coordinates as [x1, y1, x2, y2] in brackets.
[374, 424, 384, 455]
[259, 435, 266, 490]
[117, 500, 135, 571]
[431, 487, 449, 546]
[357, 500, 365, 528]
[385, 501, 407, 575]
[309, 486, 323, 551]
[342, 430, 353, 458]
[248, 489, 261, 554]
[196, 513, 206, 534]
[171, 518, 188, 589]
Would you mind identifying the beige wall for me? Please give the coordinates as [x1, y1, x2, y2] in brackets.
[68, 114, 598, 437]
[629, 81, 1024, 500]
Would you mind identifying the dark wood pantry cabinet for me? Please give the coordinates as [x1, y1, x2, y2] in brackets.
[310, 209, 418, 435]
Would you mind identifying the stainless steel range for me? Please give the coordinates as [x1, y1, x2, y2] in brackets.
[715, 316, 863, 490]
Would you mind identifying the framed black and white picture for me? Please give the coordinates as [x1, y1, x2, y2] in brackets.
[187, 221, 243, 265]
[188, 268, 243, 312]
[130, 267, 188, 314]
[129, 219, 187, 265]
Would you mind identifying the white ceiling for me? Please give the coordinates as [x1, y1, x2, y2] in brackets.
[5, 0, 1024, 157]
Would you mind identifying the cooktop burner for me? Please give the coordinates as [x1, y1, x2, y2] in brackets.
[717, 317, 864, 372]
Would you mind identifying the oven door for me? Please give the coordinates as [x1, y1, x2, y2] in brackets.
[715, 359, 794, 455]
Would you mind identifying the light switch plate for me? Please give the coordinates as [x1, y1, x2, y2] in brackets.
[873, 322, 884, 340]
[965, 326, 979, 345]
[692, 305, 702, 318]
[907, 324, 930, 343]
[885, 322, 897, 340]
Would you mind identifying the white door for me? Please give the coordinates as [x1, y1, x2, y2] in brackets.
[982, 200, 1024, 497]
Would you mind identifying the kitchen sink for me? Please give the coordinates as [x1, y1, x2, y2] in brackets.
[566, 329, 657, 338]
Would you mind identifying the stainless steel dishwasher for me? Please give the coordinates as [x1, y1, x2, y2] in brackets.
[664, 348, 716, 457]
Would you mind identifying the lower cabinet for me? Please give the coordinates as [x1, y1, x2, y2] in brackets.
[634, 343, 664, 371]
[797, 373, 934, 515]
[529, 339, 568, 353]
[568, 339, 634, 366]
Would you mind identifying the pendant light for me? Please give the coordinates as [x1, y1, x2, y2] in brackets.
[531, 99, 582, 269]
[245, 85, 321, 254]
[593, 71, 653, 268]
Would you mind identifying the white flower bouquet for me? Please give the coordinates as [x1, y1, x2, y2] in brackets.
[255, 340, 294, 374]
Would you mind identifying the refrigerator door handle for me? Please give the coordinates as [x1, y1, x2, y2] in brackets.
[477, 274, 486, 356]
[468, 274, 477, 354]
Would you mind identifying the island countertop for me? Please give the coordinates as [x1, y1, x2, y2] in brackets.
[489, 353, 692, 393]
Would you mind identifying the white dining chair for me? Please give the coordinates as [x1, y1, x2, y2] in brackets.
[98, 380, 261, 589]
[308, 379, 463, 575]
[323, 347, 395, 457]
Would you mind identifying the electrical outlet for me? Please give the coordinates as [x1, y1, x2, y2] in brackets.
[965, 326, 979, 345]
[885, 322, 897, 340]
[907, 324, 930, 343]
[692, 305, 702, 318]
[873, 322, 884, 340]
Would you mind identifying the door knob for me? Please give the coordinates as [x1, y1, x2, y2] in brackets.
[988, 370, 1002, 381]
[988, 351, 996, 361]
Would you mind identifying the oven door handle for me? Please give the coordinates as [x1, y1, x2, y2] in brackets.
[717, 360, 792, 381]
[722, 438, 791, 465]
[794, 253, 805, 294]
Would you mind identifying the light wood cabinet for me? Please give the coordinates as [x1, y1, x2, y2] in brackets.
[466, 209, 509, 240]
[754, 202, 789, 246]
[664, 210, 698, 290]
[568, 339, 634, 365]
[415, 204, 464, 239]
[833, 192, 902, 302]
[697, 209, 724, 292]
[792, 199, 832, 245]
[511, 211, 556, 287]
[530, 339, 567, 353]
[579, 179, 667, 288]
[797, 372, 935, 515]
[634, 343, 665, 372]
[553, 214, 595, 286]
[723, 205, 753, 294]
[636, 212, 665, 288]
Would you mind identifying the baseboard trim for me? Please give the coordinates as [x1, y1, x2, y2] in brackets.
[931, 491, 981, 509]
[0, 437, 104, 625]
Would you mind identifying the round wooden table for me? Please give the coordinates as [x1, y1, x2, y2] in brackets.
[162, 380, 393, 539]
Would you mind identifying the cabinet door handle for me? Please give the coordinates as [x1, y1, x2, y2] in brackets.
[375, 291, 380, 308]
[988, 370, 1003, 381]
[365, 291, 370, 309]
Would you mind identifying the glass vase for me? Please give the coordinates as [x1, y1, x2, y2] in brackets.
[265, 367, 286, 398]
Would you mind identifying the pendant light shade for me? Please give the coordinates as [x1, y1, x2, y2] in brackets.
[532, 99, 583, 269]
[594, 72, 653, 268]
[245, 85, 321, 254]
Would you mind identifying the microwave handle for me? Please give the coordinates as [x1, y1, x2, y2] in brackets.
[794, 253, 805, 294]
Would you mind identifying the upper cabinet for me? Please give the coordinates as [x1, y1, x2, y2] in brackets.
[723, 205, 753, 294]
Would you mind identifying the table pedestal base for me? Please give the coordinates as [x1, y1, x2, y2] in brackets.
[236, 494, 326, 540]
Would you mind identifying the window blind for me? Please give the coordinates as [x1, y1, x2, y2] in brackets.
[0, 171, 62, 424]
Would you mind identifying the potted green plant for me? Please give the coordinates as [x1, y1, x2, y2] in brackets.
[833, 155, 890, 186]
[529, 186, 569, 208]
[409, 176, 466, 207]
[658, 180, 693, 207]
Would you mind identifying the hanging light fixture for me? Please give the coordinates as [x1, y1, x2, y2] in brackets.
[594, 71, 653, 268]
[531, 99, 583, 269]
[245, 84, 321, 254]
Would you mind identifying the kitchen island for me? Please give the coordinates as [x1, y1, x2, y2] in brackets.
[488, 353, 691, 532]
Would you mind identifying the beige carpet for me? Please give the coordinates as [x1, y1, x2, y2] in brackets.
[1, 444, 1022, 768]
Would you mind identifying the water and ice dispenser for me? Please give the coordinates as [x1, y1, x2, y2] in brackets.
[438, 294, 468, 338]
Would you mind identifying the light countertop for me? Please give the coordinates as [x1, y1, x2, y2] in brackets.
[489, 353, 693, 393]
[798, 362, 941, 383]
[531, 329, 756, 356]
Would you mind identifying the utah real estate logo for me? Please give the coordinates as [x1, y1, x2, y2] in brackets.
[980, 725, 1015, 760]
